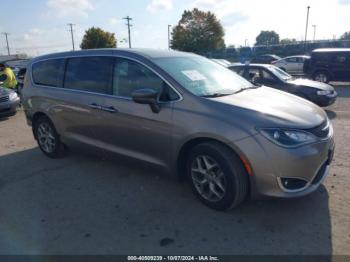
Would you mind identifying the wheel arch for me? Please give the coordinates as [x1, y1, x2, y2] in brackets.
[176, 136, 253, 186]
[31, 112, 52, 140]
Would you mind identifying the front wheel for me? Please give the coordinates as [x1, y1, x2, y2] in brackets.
[187, 142, 249, 210]
[34, 116, 66, 158]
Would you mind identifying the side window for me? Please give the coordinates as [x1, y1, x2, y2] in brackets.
[247, 68, 260, 81]
[113, 58, 179, 102]
[262, 69, 277, 82]
[32, 59, 65, 87]
[286, 57, 297, 63]
[296, 57, 304, 63]
[64, 56, 114, 95]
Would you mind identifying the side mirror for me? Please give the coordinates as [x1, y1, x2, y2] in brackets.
[132, 88, 160, 113]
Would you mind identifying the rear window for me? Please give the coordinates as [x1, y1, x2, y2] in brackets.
[32, 59, 65, 87]
[64, 57, 114, 95]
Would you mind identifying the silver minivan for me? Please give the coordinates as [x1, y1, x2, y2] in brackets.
[22, 49, 335, 210]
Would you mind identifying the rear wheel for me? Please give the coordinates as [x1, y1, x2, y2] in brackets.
[313, 71, 330, 83]
[187, 142, 249, 210]
[34, 116, 66, 158]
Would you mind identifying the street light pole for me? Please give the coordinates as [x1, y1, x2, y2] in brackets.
[304, 6, 310, 50]
[312, 25, 317, 41]
[168, 25, 172, 50]
[2, 32, 10, 55]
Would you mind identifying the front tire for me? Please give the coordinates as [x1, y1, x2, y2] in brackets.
[187, 142, 249, 210]
[34, 116, 66, 158]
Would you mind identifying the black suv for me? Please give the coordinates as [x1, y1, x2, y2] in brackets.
[304, 48, 350, 83]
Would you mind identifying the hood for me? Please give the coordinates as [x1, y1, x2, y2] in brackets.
[287, 78, 334, 91]
[213, 86, 326, 129]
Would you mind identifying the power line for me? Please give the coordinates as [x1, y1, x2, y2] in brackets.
[67, 23, 76, 51]
[2, 32, 10, 55]
[123, 16, 133, 48]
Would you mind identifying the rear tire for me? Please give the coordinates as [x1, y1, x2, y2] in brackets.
[187, 142, 249, 210]
[313, 71, 330, 83]
[33, 116, 66, 158]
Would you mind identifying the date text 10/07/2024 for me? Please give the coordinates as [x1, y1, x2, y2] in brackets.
[127, 256, 220, 261]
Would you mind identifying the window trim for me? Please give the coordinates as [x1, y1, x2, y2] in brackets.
[30, 54, 183, 104]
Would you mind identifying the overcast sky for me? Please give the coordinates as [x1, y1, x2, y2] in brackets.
[1, 0, 350, 56]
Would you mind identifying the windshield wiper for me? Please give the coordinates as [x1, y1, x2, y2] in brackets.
[201, 93, 234, 98]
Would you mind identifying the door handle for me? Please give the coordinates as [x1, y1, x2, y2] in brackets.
[89, 103, 102, 110]
[101, 105, 118, 113]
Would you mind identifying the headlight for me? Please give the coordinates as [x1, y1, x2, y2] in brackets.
[259, 128, 317, 148]
[317, 90, 331, 96]
[9, 92, 18, 101]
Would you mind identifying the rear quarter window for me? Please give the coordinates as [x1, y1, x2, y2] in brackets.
[32, 59, 65, 87]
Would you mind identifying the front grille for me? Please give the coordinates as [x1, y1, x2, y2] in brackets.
[306, 120, 330, 139]
[0, 96, 9, 103]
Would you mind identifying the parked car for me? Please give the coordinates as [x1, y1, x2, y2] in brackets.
[304, 48, 350, 83]
[211, 59, 232, 67]
[273, 55, 310, 75]
[229, 64, 337, 107]
[23, 49, 334, 210]
[0, 86, 20, 117]
[250, 54, 281, 64]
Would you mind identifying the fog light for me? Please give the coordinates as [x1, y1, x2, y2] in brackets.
[280, 177, 308, 191]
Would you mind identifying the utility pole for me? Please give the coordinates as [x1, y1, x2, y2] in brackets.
[304, 6, 310, 50]
[123, 16, 133, 48]
[245, 39, 248, 47]
[67, 23, 75, 51]
[312, 25, 317, 41]
[2, 32, 10, 55]
[168, 25, 172, 50]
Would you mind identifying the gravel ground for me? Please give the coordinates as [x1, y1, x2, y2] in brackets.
[0, 86, 349, 255]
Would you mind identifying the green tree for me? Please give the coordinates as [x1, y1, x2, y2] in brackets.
[171, 8, 225, 53]
[280, 38, 297, 45]
[340, 31, 350, 40]
[80, 27, 117, 49]
[255, 30, 280, 46]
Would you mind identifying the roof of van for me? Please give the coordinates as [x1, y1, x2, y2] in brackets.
[31, 48, 196, 63]
[312, 48, 350, 53]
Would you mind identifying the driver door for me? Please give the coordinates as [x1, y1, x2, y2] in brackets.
[95, 57, 179, 167]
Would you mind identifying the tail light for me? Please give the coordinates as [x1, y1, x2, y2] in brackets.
[271, 60, 277, 64]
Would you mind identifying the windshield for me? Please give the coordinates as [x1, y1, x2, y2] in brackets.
[268, 66, 293, 81]
[154, 56, 253, 97]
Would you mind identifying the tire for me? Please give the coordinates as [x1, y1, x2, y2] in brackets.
[187, 142, 249, 210]
[313, 71, 330, 83]
[33, 116, 66, 158]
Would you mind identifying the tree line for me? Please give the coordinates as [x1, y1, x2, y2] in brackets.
[80, 8, 350, 57]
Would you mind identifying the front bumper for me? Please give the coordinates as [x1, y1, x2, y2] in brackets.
[0, 98, 20, 117]
[236, 129, 335, 199]
[312, 92, 338, 107]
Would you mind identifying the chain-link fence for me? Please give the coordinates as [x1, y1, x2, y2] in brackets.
[204, 39, 350, 62]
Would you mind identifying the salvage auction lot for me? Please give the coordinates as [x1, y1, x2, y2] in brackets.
[0, 85, 349, 255]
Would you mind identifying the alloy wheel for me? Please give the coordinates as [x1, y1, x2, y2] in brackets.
[37, 122, 56, 154]
[191, 155, 227, 202]
[315, 73, 328, 83]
